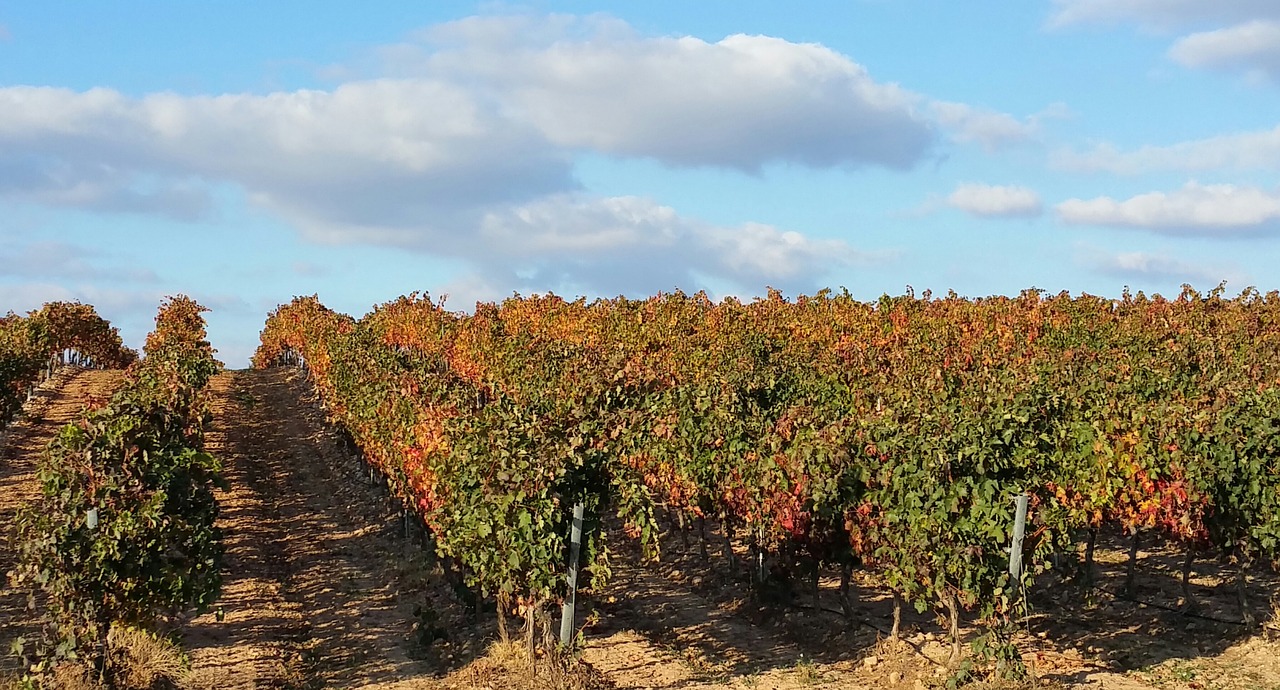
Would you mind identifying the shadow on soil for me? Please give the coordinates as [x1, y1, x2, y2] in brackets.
[579, 515, 1278, 687]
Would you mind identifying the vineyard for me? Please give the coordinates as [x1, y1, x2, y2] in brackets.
[1, 287, 1279, 689]
[253, 286, 1280, 679]
[3, 297, 223, 687]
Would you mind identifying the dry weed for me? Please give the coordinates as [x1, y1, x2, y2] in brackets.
[176, 666, 233, 690]
[1266, 595, 1280, 641]
[447, 640, 612, 690]
[47, 662, 97, 690]
[105, 625, 187, 690]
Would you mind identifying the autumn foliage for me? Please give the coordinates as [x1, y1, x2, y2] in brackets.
[255, 285, 1280, 654]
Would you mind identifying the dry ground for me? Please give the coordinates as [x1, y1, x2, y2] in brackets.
[182, 368, 478, 689]
[586, 506, 1280, 690]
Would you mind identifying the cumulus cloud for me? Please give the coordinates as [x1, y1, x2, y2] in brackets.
[946, 183, 1043, 218]
[0, 81, 576, 248]
[1168, 20, 1280, 80]
[0, 14, 1037, 297]
[1047, 0, 1280, 30]
[385, 15, 937, 171]
[0, 17, 943, 252]
[1053, 125, 1280, 174]
[1078, 246, 1246, 285]
[1056, 182, 1280, 234]
[471, 194, 870, 295]
[928, 102, 1037, 151]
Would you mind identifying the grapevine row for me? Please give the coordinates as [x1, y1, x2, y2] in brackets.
[12, 296, 225, 682]
[0, 302, 137, 427]
[254, 286, 1280, 662]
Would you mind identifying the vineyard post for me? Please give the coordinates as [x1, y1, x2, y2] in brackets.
[559, 502, 585, 647]
[1008, 494, 1028, 583]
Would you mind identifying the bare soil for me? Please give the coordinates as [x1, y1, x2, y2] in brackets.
[182, 368, 479, 689]
[581, 514, 1280, 690]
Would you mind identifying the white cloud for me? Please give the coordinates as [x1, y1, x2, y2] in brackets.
[1047, 0, 1280, 30]
[0, 282, 76, 312]
[1056, 181, 1280, 234]
[929, 102, 1035, 151]
[0, 157, 213, 220]
[0, 16, 944, 250]
[1077, 246, 1247, 285]
[0, 81, 575, 248]
[0, 282, 165, 323]
[1049, 3, 1280, 85]
[472, 194, 872, 295]
[946, 183, 1043, 218]
[1053, 125, 1280, 174]
[0, 14, 1029, 297]
[1168, 20, 1280, 80]
[388, 15, 936, 171]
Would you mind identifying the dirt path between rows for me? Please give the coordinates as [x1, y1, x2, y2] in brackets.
[0, 368, 123, 676]
[583, 562, 868, 690]
[183, 368, 444, 690]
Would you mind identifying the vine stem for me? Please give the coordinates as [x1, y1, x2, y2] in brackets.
[891, 591, 903, 640]
[1081, 528, 1097, 587]
[1180, 546, 1196, 613]
[945, 591, 961, 662]
[839, 562, 853, 620]
[1122, 527, 1141, 600]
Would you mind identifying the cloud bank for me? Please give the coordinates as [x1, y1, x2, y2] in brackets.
[1050, 2, 1280, 82]
[1054, 125, 1280, 174]
[1168, 20, 1280, 80]
[1047, 0, 1280, 30]
[1056, 182, 1280, 235]
[0, 14, 1053, 299]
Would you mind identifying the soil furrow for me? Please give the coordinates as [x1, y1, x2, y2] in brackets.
[184, 368, 437, 689]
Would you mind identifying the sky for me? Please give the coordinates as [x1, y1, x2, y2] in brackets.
[2, 1, 1280, 366]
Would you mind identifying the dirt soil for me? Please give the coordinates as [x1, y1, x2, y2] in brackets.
[0, 367, 123, 677]
[580, 512, 1280, 690]
[182, 368, 483, 690]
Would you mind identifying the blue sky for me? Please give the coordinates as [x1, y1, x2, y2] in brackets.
[2, 1, 1280, 365]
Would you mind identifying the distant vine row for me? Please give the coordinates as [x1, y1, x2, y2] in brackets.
[0, 302, 137, 427]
